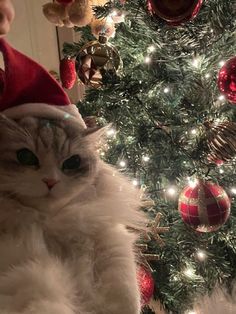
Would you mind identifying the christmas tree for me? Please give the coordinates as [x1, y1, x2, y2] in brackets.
[63, 0, 236, 313]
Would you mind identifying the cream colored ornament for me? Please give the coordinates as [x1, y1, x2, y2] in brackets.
[43, 0, 93, 28]
[67, 0, 93, 26]
[90, 17, 115, 39]
[43, 0, 110, 28]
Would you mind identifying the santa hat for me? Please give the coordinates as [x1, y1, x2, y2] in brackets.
[0, 38, 86, 129]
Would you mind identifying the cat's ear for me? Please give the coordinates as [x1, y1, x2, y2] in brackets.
[82, 124, 111, 147]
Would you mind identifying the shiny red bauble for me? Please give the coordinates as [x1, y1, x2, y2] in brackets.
[60, 58, 76, 89]
[137, 267, 155, 306]
[218, 56, 236, 103]
[178, 180, 231, 232]
[147, 0, 203, 25]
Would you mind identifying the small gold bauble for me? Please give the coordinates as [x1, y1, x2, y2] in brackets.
[76, 35, 122, 88]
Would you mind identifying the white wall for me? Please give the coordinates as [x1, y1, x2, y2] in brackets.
[6, 0, 59, 72]
[1, 0, 83, 103]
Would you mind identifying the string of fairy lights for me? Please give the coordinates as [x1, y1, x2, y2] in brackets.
[97, 8, 235, 314]
[103, 55, 234, 314]
[102, 45, 236, 194]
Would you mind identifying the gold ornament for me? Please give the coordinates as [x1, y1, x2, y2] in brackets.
[133, 212, 170, 270]
[204, 120, 236, 162]
[76, 34, 122, 88]
[145, 212, 170, 247]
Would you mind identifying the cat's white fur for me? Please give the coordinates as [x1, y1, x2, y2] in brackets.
[0, 115, 146, 314]
[193, 286, 236, 314]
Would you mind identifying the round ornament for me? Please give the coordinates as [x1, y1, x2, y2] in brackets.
[147, 0, 203, 25]
[137, 267, 155, 306]
[218, 56, 236, 103]
[60, 58, 76, 89]
[204, 121, 236, 162]
[76, 35, 121, 88]
[178, 180, 231, 232]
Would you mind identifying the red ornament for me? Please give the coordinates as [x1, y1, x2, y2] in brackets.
[60, 58, 76, 89]
[147, 0, 203, 25]
[137, 267, 154, 306]
[207, 155, 224, 166]
[214, 159, 224, 166]
[56, 0, 74, 5]
[178, 180, 231, 232]
[218, 56, 236, 103]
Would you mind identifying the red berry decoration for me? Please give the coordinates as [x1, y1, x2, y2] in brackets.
[178, 180, 231, 232]
[218, 56, 236, 103]
[147, 0, 203, 25]
[60, 58, 76, 89]
[137, 267, 154, 306]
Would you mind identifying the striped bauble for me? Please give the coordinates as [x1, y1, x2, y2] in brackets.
[178, 180, 230, 232]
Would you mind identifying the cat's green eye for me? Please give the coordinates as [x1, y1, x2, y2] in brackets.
[62, 155, 81, 171]
[16, 148, 39, 167]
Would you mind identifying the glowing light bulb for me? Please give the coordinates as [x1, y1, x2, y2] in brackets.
[219, 168, 224, 174]
[164, 87, 170, 93]
[107, 128, 116, 137]
[132, 179, 139, 186]
[187, 177, 198, 188]
[218, 95, 225, 101]
[231, 187, 236, 195]
[192, 57, 201, 68]
[147, 45, 155, 53]
[167, 187, 177, 196]
[142, 155, 150, 162]
[183, 267, 195, 278]
[196, 249, 207, 261]
[144, 56, 151, 64]
[119, 160, 126, 168]
[191, 128, 197, 135]
[219, 60, 225, 67]
[205, 73, 210, 78]
[100, 151, 105, 157]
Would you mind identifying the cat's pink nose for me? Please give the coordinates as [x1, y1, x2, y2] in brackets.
[42, 178, 59, 190]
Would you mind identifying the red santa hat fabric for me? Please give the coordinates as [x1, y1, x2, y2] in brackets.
[0, 38, 86, 128]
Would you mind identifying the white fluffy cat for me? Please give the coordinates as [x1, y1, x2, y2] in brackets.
[0, 114, 145, 314]
[194, 286, 236, 314]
